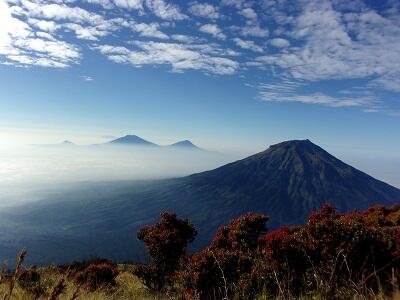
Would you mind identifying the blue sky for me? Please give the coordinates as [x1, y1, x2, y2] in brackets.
[0, 0, 399, 158]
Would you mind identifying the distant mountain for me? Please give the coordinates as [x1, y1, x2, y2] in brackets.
[168, 140, 200, 150]
[0, 140, 399, 265]
[107, 135, 158, 147]
[36, 140, 76, 147]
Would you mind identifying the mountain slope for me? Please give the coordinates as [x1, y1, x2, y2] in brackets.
[0, 140, 398, 265]
[107, 135, 158, 146]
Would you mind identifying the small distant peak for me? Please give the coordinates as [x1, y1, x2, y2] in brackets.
[107, 134, 158, 146]
[62, 140, 73, 144]
[170, 140, 199, 149]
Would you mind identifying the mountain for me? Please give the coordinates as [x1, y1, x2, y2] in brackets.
[0, 140, 398, 265]
[169, 140, 200, 150]
[36, 140, 76, 147]
[107, 135, 158, 147]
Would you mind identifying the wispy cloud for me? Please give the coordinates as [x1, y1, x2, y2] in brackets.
[95, 41, 239, 75]
[257, 0, 400, 90]
[258, 80, 378, 108]
[130, 22, 169, 39]
[233, 37, 263, 52]
[81, 75, 94, 81]
[199, 24, 226, 40]
[145, 0, 187, 20]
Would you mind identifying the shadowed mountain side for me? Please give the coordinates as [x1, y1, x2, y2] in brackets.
[0, 140, 398, 265]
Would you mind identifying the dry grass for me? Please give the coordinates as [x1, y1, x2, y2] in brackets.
[1, 265, 398, 300]
[0, 265, 176, 300]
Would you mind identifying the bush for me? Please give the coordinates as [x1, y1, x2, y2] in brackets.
[133, 211, 197, 290]
[178, 213, 268, 299]
[60, 258, 111, 275]
[73, 262, 119, 292]
[257, 204, 400, 298]
[176, 205, 400, 299]
[17, 267, 45, 297]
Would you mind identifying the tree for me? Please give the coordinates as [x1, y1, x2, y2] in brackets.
[133, 212, 197, 290]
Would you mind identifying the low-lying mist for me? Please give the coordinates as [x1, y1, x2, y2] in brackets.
[0, 144, 238, 208]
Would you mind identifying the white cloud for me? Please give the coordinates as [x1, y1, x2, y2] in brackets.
[221, 0, 244, 9]
[81, 75, 94, 81]
[270, 37, 289, 48]
[112, 0, 142, 10]
[233, 37, 263, 52]
[239, 7, 257, 20]
[64, 23, 108, 40]
[95, 41, 239, 75]
[0, 0, 80, 67]
[145, 0, 187, 20]
[130, 22, 169, 39]
[35, 31, 56, 40]
[85, 0, 114, 9]
[258, 82, 375, 107]
[20, 0, 105, 25]
[257, 0, 400, 94]
[241, 24, 268, 37]
[199, 24, 226, 40]
[188, 2, 219, 19]
[28, 19, 58, 32]
[171, 34, 196, 43]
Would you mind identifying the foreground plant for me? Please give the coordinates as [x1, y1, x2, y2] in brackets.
[177, 213, 268, 299]
[3, 249, 27, 300]
[73, 261, 119, 292]
[133, 211, 197, 291]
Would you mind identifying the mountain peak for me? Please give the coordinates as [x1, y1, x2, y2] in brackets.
[269, 139, 314, 149]
[170, 140, 199, 149]
[263, 139, 325, 157]
[107, 135, 158, 146]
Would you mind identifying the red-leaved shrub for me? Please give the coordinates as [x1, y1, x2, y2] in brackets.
[257, 204, 400, 297]
[73, 262, 119, 292]
[177, 213, 268, 299]
[133, 212, 197, 290]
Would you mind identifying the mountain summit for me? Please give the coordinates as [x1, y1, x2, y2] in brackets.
[107, 135, 158, 146]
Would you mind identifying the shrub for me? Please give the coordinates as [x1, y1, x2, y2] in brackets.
[178, 213, 268, 299]
[177, 205, 399, 299]
[17, 267, 45, 297]
[60, 258, 111, 275]
[73, 262, 119, 292]
[257, 204, 400, 298]
[211, 213, 268, 252]
[133, 211, 197, 290]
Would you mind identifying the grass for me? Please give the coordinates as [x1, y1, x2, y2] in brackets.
[0, 264, 176, 300]
[0, 264, 399, 299]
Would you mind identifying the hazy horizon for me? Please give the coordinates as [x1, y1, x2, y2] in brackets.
[0, 139, 398, 211]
